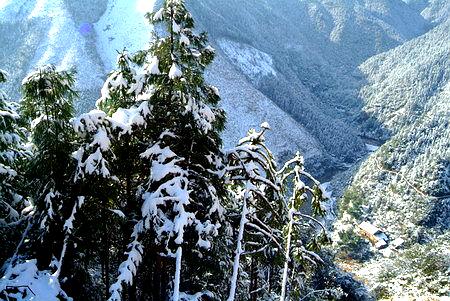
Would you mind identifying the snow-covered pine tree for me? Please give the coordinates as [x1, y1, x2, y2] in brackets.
[71, 106, 120, 300]
[277, 153, 330, 300]
[102, 0, 227, 299]
[0, 69, 29, 264]
[137, 2, 228, 299]
[224, 124, 329, 301]
[19, 65, 80, 273]
[1, 66, 81, 301]
[0, 69, 23, 224]
[72, 50, 154, 300]
[65, 0, 225, 299]
[224, 125, 284, 301]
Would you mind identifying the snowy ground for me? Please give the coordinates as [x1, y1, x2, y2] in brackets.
[365, 144, 379, 152]
[0, 260, 68, 301]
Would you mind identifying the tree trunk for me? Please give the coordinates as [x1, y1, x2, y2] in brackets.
[250, 257, 258, 301]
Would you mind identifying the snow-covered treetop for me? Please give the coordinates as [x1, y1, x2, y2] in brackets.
[148, 0, 216, 77]
[96, 52, 147, 114]
[19, 66, 79, 237]
[21, 65, 76, 126]
[145, 0, 224, 135]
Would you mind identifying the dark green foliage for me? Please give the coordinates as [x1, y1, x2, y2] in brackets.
[20, 66, 77, 203]
[19, 65, 79, 269]
[336, 229, 372, 262]
[0, 69, 28, 266]
[339, 186, 365, 220]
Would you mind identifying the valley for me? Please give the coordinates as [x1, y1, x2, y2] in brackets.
[0, 0, 448, 299]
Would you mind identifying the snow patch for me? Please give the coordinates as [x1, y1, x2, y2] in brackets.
[169, 63, 182, 79]
[0, 260, 70, 301]
[0, 0, 10, 10]
[365, 143, 379, 152]
[110, 209, 126, 218]
[319, 182, 333, 200]
[218, 39, 277, 82]
[95, 0, 156, 72]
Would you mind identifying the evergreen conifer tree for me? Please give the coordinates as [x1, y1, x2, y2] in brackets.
[19, 65, 80, 273]
[0, 69, 29, 264]
[84, 0, 229, 299]
[1, 66, 79, 301]
[71, 0, 227, 298]
[0, 69, 24, 223]
[72, 51, 154, 299]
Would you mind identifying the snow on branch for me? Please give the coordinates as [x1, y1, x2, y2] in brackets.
[54, 196, 86, 278]
[223, 123, 329, 299]
[108, 226, 144, 301]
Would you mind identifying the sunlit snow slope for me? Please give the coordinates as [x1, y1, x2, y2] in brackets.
[0, 0, 106, 112]
[95, 0, 155, 72]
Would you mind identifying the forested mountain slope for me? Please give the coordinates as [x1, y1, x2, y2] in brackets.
[0, 0, 430, 177]
[0, 0, 448, 299]
[188, 0, 429, 165]
[335, 6, 450, 299]
[422, 0, 450, 23]
[0, 0, 107, 110]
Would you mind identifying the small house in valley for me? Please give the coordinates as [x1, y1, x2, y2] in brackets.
[358, 221, 388, 249]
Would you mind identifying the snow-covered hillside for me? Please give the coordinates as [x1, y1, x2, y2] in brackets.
[0, 0, 328, 170]
[217, 39, 277, 82]
[421, 0, 450, 23]
[335, 7, 450, 299]
[188, 0, 429, 166]
[95, 0, 155, 72]
[206, 55, 324, 162]
[0, 0, 106, 113]
[361, 18, 450, 135]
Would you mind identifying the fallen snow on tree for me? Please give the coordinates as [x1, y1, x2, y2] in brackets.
[168, 63, 182, 79]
